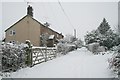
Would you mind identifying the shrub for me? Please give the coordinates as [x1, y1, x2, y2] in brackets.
[57, 42, 76, 55]
[1, 43, 28, 72]
[108, 45, 120, 77]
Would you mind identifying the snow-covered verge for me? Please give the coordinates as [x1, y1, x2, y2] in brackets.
[4, 47, 116, 78]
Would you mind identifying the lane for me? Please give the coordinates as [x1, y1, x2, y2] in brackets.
[10, 47, 114, 78]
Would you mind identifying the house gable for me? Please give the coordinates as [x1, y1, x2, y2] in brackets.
[5, 15, 31, 43]
[5, 14, 64, 46]
[5, 15, 28, 32]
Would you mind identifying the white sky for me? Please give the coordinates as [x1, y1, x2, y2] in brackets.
[1, 0, 119, 41]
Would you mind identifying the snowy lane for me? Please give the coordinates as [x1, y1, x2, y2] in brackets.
[10, 47, 115, 78]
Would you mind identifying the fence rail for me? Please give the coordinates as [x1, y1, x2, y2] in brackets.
[31, 47, 57, 66]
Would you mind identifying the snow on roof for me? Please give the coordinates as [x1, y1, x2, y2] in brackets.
[49, 35, 55, 39]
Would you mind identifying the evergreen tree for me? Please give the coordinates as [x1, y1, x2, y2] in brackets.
[98, 18, 110, 34]
[84, 18, 119, 50]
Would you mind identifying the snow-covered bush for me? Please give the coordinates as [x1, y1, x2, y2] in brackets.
[84, 30, 99, 45]
[1, 42, 28, 72]
[97, 46, 106, 52]
[108, 45, 120, 77]
[57, 34, 83, 55]
[57, 41, 76, 55]
[110, 46, 119, 51]
[87, 42, 99, 54]
[73, 39, 83, 48]
[87, 42, 106, 54]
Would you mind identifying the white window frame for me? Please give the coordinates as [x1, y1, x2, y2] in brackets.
[57, 34, 59, 38]
[9, 30, 16, 36]
[13, 30, 16, 35]
[9, 30, 13, 36]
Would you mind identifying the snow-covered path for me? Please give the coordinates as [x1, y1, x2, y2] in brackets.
[10, 47, 115, 78]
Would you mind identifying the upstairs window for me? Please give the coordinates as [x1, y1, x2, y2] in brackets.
[13, 30, 16, 35]
[10, 31, 12, 36]
[9, 30, 16, 36]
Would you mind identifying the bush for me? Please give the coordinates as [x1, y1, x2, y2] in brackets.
[56, 35, 83, 55]
[84, 30, 99, 44]
[57, 42, 76, 55]
[108, 45, 120, 76]
[0, 43, 28, 72]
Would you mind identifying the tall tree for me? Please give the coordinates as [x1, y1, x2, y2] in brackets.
[98, 18, 110, 34]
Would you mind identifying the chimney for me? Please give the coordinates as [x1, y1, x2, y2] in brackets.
[74, 29, 76, 38]
[27, 5, 33, 17]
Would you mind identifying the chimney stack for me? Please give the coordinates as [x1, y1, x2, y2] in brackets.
[27, 5, 33, 17]
[74, 29, 76, 38]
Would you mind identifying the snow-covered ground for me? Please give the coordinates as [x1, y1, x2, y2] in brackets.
[5, 47, 116, 78]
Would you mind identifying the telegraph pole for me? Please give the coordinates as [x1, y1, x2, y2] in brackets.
[74, 29, 76, 38]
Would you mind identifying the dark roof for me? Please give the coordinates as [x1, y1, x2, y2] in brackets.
[5, 15, 64, 37]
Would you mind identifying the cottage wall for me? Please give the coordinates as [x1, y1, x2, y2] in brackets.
[5, 16, 29, 43]
[28, 17, 41, 46]
[5, 15, 63, 47]
[5, 16, 41, 46]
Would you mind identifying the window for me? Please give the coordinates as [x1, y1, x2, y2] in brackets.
[57, 34, 59, 38]
[12, 41, 15, 44]
[10, 31, 12, 36]
[9, 30, 16, 36]
[9, 40, 15, 44]
[13, 30, 16, 35]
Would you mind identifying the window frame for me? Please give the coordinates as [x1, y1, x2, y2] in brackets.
[9, 30, 16, 36]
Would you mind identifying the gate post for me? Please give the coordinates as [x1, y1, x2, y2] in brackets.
[30, 45, 33, 67]
[45, 47, 47, 62]
[25, 40, 33, 67]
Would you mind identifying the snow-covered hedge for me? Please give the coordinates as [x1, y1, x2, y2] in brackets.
[57, 42, 76, 55]
[56, 35, 83, 55]
[108, 45, 120, 77]
[0, 42, 28, 72]
[86, 42, 106, 54]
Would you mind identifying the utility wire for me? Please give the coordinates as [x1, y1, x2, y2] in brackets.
[24, 0, 28, 6]
[48, 3, 63, 33]
[58, 0, 75, 30]
[24, 0, 32, 6]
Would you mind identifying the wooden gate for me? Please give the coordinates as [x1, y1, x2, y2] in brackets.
[32, 47, 57, 66]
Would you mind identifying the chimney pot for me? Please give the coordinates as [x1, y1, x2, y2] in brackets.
[27, 5, 33, 17]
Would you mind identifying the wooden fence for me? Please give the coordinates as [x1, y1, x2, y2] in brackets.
[31, 47, 57, 66]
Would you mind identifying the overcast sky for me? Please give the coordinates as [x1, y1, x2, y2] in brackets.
[1, 0, 119, 41]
